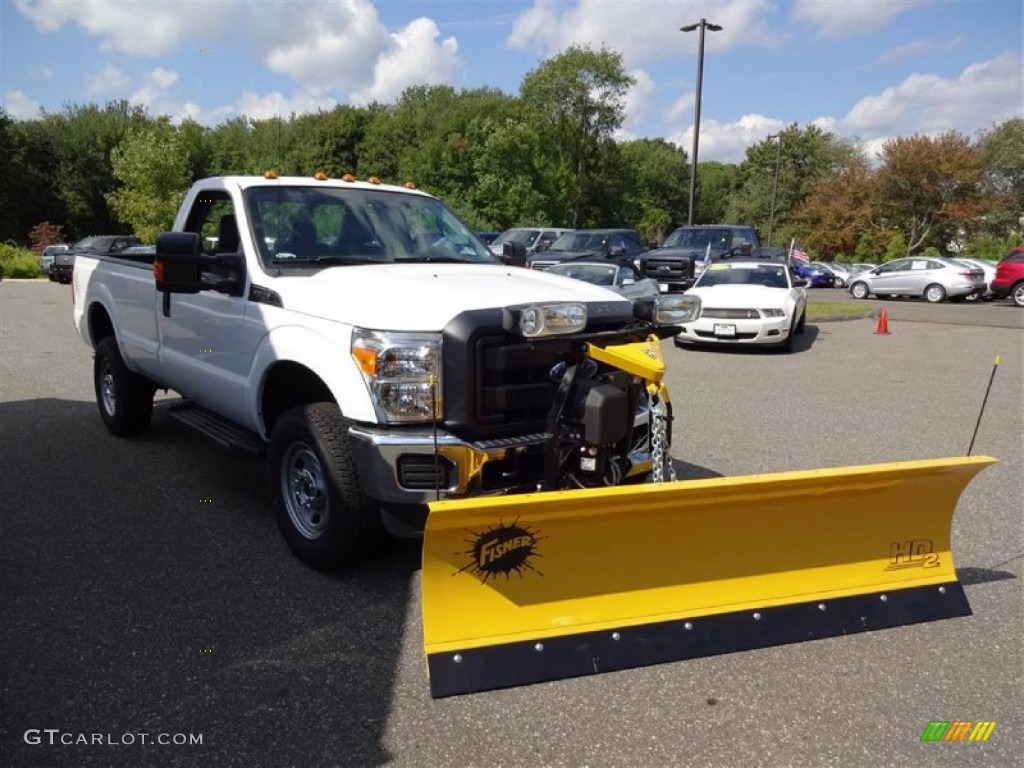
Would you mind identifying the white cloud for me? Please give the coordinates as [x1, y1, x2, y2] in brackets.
[791, 0, 935, 38]
[621, 69, 657, 129]
[877, 36, 965, 65]
[12, 0, 463, 103]
[507, 0, 780, 64]
[234, 89, 338, 121]
[12, 0, 201, 55]
[85, 64, 130, 97]
[351, 17, 460, 104]
[128, 68, 180, 114]
[666, 91, 696, 127]
[840, 53, 1023, 136]
[3, 90, 43, 119]
[261, 0, 388, 90]
[672, 114, 787, 163]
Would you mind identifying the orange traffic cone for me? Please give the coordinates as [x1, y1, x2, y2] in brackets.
[874, 308, 891, 335]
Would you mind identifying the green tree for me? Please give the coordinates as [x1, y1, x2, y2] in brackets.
[728, 124, 856, 241]
[107, 122, 190, 241]
[618, 138, 689, 240]
[519, 45, 634, 227]
[694, 161, 736, 226]
[978, 117, 1024, 239]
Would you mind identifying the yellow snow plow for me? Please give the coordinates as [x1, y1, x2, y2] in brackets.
[422, 455, 994, 697]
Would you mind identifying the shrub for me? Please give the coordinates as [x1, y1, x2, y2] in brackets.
[0, 243, 42, 279]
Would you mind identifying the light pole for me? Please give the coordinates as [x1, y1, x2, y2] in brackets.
[681, 18, 722, 226]
[767, 133, 782, 247]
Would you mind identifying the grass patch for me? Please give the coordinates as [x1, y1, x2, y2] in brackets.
[806, 301, 872, 321]
[0, 243, 42, 279]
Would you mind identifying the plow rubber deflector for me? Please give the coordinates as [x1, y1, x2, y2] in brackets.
[422, 456, 995, 697]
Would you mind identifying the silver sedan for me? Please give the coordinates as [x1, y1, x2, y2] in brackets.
[847, 257, 985, 303]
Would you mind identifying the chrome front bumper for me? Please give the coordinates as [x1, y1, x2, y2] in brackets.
[348, 409, 653, 506]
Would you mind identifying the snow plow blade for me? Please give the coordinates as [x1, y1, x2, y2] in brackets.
[422, 455, 995, 697]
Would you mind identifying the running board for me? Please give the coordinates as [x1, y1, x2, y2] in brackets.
[166, 402, 267, 458]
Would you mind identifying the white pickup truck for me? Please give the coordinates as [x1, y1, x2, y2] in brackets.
[73, 174, 696, 569]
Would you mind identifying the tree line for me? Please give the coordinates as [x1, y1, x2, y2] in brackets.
[1, 45, 1020, 261]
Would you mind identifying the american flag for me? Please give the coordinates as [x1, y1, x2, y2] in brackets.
[790, 243, 809, 263]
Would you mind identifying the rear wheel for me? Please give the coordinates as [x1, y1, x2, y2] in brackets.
[1012, 282, 1024, 307]
[850, 282, 869, 300]
[93, 337, 155, 437]
[924, 283, 946, 303]
[269, 403, 383, 570]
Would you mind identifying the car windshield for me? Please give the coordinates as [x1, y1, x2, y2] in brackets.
[662, 228, 734, 249]
[696, 264, 789, 289]
[492, 229, 538, 247]
[74, 236, 116, 251]
[549, 232, 615, 252]
[245, 186, 496, 266]
[546, 263, 618, 286]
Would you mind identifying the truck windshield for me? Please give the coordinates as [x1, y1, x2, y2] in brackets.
[663, 228, 734, 250]
[245, 186, 497, 266]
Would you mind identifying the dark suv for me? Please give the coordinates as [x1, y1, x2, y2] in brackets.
[990, 248, 1024, 307]
[51, 235, 142, 283]
[526, 229, 648, 269]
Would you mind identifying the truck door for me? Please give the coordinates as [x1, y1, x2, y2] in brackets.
[157, 190, 262, 427]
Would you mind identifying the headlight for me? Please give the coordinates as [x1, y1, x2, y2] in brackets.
[654, 294, 701, 324]
[351, 330, 441, 423]
[516, 303, 587, 338]
[760, 308, 785, 317]
[694, 261, 708, 276]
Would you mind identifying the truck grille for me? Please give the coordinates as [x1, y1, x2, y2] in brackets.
[641, 257, 690, 280]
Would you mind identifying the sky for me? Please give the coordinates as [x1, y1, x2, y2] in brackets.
[1, 0, 1022, 163]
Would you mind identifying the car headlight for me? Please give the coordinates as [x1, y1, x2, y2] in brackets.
[760, 308, 785, 317]
[513, 303, 587, 338]
[351, 330, 441, 423]
[654, 294, 701, 324]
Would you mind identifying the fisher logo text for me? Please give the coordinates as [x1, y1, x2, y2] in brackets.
[885, 539, 939, 570]
[920, 721, 996, 742]
[458, 521, 543, 582]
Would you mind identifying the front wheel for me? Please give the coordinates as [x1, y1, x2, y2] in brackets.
[269, 403, 382, 570]
[1012, 282, 1024, 307]
[93, 337, 155, 437]
[924, 283, 946, 303]
[850, 282, 870, 300]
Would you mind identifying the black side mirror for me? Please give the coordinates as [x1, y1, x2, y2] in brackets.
[155, 232, 204, 293]
[501, 241, 528, 268]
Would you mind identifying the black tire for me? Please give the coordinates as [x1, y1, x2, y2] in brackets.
[94, 337, 155, 437]
[795, 310, 806, 335]
[1012, 282, 1024, 308]
[924, 283, 946, 303]
[48, 273, 57, 282]
[850, 282, 870, 300]
[269, 403, 383, 570]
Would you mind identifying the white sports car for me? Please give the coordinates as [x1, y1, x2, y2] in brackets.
[673, 261, 808, 352]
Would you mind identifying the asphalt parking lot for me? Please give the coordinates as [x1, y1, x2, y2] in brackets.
[2, 281, 1021, 767]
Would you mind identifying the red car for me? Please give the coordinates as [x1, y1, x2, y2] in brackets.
[990, 248, 1024, 307]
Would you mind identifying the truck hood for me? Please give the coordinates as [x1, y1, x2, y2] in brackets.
[272, 263, 627, 331]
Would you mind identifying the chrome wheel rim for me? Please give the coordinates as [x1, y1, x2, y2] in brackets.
[1013, 284, 1024, 305]
[281, 442, 328, 540]
[926, 285, 944, 302]
[100, 360, 116, 416]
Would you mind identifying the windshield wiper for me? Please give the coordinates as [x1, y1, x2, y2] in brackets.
[394, 255, 469, 264]
[270, 255, 381, 265]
